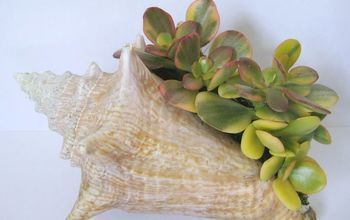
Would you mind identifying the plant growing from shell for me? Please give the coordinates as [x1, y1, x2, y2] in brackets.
[114, 0, 338, 212]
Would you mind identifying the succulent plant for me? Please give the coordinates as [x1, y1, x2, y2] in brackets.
[115, 0, 339, 212]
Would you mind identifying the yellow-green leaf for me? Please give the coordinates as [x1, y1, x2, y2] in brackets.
[284, 88, 331, 114]
[306, 84, 339, 109]
[270, 149, 295, 158]
[218, 83, 240, 99]
[209, 30, 252, 58]
[241, 124, 265, 160]
[209, 46, 235, 68]
[266, 87, 288, 112]
[273, 177, 301, 211]
[174, 33, 200, 71]
[143, 7, 175, 44]
[284, 84, 311, 96]
[289, 158, 327, 194]
[260, 156, 284, 181]
[175, 21, 200, 39]
[186, 0, 219, 45]
[195, 92, 254, 133]
[275, 116, 320, 137]
[252, 119, 288, 131]
[255, 130, 285, 153]
[287, 66, 319, 85]
[207, 61, 236, 91]
[274, 39, 301, 71]
[237, 57, 265, 89]
[255, 104, 296, 122]
[313, 125, 332, 144]
[159, 80, 197, 112]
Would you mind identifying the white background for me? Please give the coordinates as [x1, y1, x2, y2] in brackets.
[0, 0, 349, 219]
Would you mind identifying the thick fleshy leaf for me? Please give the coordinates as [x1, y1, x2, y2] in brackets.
[191, 61, 203, 78]
[273, 177, 301, 211]
[145, 45, 168, 57]
[313, 125, 332, 144]
[275, 116, 320, 137]
[266, 87, 288, 112]
[272, 58, 288, 81]
[297, 141, 311, 159]
[238, 57, 265, 89]
[182, 74, 203, 91]
[252, 119, 288, 131]
[282, 160, 297, 181]
[218, 83, 240, 99]
[284, 84, 311, 96]
[255, 104, 296, 122]
[260, 156, 284, 181]
[241, 124, 265, 159]
[209, 30, 252, 58]
[255, 130, 285, 153]
[287, 66, 319, 85]
[175, 21, 200, 39]
[186, 0, 219, 45]
[143, 7, 175, 44]
[195, 92, 254, 133]
[134, 50, 176, 69]
[235, 84, 264, 102]
[284, 89, 331, 114]
[289, 158, 327, 194]
[156, 32, 173, 48]
[199, 57, 214, 75]
[207, 61, 236, 91]
[209, 46, 236, 68]
[159, 80, 197, 112]
[270, 149, 295, 158]
[288, 102, 312, 117]
[306, 84, 339, 109]
[262, 67, 285, 86]
[175, 33, 200, 71]
[274, 39, 301, 71]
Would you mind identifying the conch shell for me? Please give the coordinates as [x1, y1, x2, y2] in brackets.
[16, 36, 310, 220]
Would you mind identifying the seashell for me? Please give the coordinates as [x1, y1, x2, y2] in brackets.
[15, 36, 312, 220]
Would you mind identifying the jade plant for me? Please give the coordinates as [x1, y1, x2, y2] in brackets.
[114, 0, 338, 211]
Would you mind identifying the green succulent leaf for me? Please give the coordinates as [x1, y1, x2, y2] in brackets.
[298, 141, 311, 159]
[241, 124, 265, 160]
[313, 125, 332, 144]
[284, 84, 311, 96]
[260, 156, 284, 181]
[272, 177, 301, 211]
[255, 130, 285, 153]
[274, 39, 301, 71]
[143, 7, 175, 44]
[237, 57, 265, 89]
[281, 160, 297, 181]
[145, 45, 168, 57]
[209, 46, 236, 68]
[252, 119, 288, 131]
[262, 67, 285, 86]
[306, 84, 339, 109]
[159, 80, 197, 112]
[156, 32, 173, 48]
[207, 61, 236, 91]
[134, 50, 176, 69]
[186, 0, 219, 45]
[289, 158, 327, 194]
[175, 21, 200, 39]
[182, 74, 203, 91]
[209, 30, 252, 58]
[175, 33, 200, 71]
[270, 149, 296, 158]
[255, 104, 296, 122]
[275, 116, 320, 137]
[235, 84, 264, 102]
[195, 92, 254, 133]
[287, 66, 319, 85]
[266, 87, 289, 113]
[284, 89, 331, 114]
[218, 83, 240, 99]
[199, 57, 214, 75]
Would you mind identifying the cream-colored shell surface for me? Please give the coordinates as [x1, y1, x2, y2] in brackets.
[16, 37, 305, 219]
